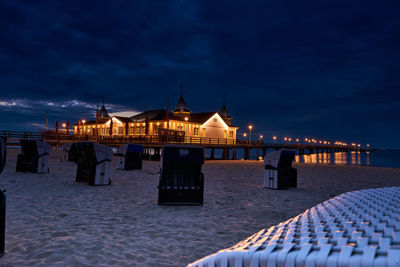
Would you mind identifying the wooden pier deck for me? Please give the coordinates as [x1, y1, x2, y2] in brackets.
[0, 130, 373, 160]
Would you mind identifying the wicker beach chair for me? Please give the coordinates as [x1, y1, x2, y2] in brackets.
[116, 144, 143, 170]
[75, 142, 113, 185]
[158, 145, 205, 205]
[0, 137, 6, 256]
[264, 149, 297, 189]
[16, 140, 50, 173]
[188, 187, 400, 267]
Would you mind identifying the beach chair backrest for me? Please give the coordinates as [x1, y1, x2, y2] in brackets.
[93, 143, 113, 164]
[20, 140, 38, 158]
[127, 144, 143, 153]
[277, 149, 295, 169]
[161, 145, 204, 188]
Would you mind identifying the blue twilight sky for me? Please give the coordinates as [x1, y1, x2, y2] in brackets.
[0, 1, 399, 148]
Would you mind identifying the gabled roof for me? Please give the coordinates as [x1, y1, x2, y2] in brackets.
[130, 109, 166, 122]
[189, 112, 217, 124]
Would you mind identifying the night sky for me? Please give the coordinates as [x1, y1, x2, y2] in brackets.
[0, 1, 399, 148]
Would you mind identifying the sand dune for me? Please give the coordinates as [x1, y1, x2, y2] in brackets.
[0, 149, 399, 266]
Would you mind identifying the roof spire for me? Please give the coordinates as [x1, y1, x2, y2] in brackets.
[219, 93, 231, 119]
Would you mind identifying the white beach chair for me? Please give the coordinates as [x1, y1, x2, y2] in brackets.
[62, 142, 73, 162]
[264, 149, 297, 189]
[16, 140, 50, 173]
[76, 142, 113, 185]
[188, 187, 400, 267]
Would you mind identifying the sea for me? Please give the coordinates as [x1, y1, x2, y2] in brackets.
[204, 148, 400, 169]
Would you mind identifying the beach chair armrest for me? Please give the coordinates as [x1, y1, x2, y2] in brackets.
[96, 159, 111, 165]
[38, 153, 49, 158]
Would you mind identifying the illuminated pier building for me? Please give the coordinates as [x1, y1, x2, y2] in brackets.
[73, 90, 238, 142]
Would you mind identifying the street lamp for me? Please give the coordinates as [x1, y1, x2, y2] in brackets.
[248, 125, 253, 145]
[82, 119, 86, 124]
[273, 136, 277, 141]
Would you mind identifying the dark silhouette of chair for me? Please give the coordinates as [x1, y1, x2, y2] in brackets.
[0, 136, 7, 256]
[75, 142, 113, 186]
[264, 149, 297, 189]
[158, 145, 205, 205]
[16, 140, 50, 173]
[116, 144, 143, 170]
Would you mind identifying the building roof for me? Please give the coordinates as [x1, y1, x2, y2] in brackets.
[189, 112, 217, 124]
[130, 109, 166, 122]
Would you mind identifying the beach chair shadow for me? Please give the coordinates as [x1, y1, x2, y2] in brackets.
[16, 140, 50, 173]
[158, 145, 205, 206]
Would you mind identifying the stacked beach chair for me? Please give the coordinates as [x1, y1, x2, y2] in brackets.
[189, 187, 400, 267]
[116, 144, 143, 170]
[0, 137, 6, 256]
[16, 140, 50, 173]
[158, 145, 205, 205]
[75, 142, 113, 185]
[264, 149, 297, 189]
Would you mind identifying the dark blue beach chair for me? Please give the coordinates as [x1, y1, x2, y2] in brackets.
[158, 145, 205, 205]
[0, 136, 7, 256]
[116, 144, 143, 170]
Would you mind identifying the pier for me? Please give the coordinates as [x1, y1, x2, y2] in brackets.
[0, 130, 373, 160]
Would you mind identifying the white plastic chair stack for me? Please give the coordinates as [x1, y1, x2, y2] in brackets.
[36, 141, 50, 173]
[62, 142, 73, 162]
[92, 143, 113, 185]
[188, 187, 400, 267]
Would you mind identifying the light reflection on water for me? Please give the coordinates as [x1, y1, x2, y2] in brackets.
[295, 152, 370, 166]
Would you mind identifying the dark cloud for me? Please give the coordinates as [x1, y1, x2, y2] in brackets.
[0, 0, 399, 147]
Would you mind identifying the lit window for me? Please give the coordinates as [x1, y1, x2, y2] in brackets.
[229, 131, 233, 138]
[194, 128, 199, 136]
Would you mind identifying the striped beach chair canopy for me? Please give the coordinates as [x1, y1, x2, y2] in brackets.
[188, 187, 400, 267]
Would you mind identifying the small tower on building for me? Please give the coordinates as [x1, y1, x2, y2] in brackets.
[219, 95, 232, 126]
[172, 83, 191, 119]
[99, 97, 110, 118]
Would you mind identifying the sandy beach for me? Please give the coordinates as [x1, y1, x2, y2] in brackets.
[0, 149, 400, 266]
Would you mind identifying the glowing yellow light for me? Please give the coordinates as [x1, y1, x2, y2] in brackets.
[243, 133, 247, 137]
[248, 125, 253, 130]
[184, 117, 188, 121]
[81, 119, 86, 124]
[284, 137, 287, 141]
[273, 136, 277, 140]
[296, 138, 299, 142]
[259, 135, 263, 139]
[62, 123, 66, 128]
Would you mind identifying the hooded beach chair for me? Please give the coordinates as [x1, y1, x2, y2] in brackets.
[0, 137, 6, 256]
[116, 144, 143, 170]
[16, 140, 50, 173]
[263, 149, 297, 189]
[62, 142, 73, 162]
[75, 142, 113, 185]
[158, 145, 205, 205]
[188, 187, 400, 267]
